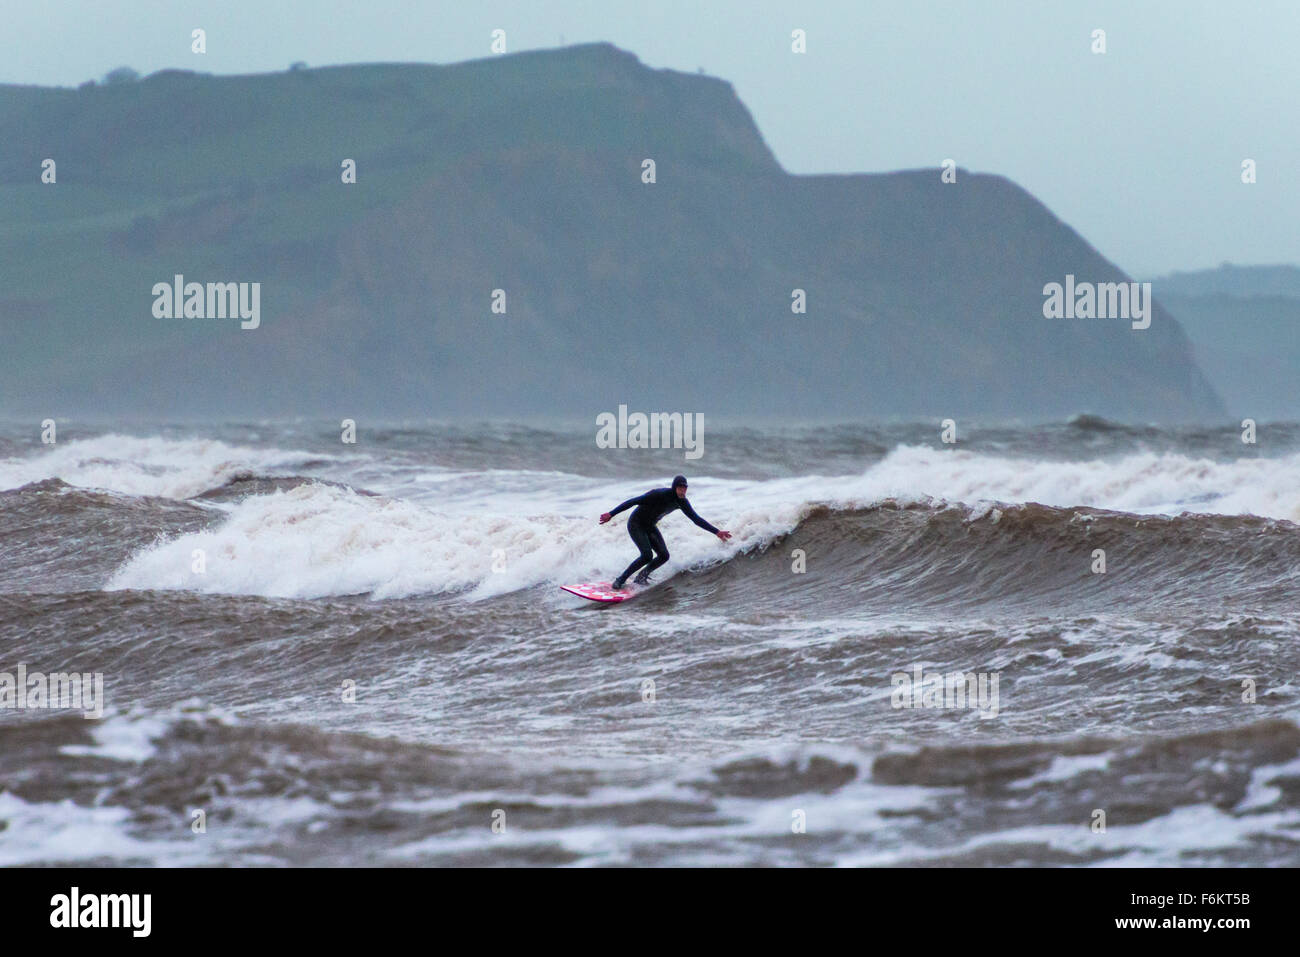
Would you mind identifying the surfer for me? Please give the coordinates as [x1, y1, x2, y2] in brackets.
[600, 475, 731, 589]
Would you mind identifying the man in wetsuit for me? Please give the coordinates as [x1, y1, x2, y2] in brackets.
[600, 475, 732, 590]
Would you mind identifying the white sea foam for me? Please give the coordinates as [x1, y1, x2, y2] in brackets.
[856, 444, 1300, 522]
[0, 434, 336, 499]
[58, 712, 171, 763]
[103, 477, 759, 599]
[0, 791, 202, 866]
[91, 437, 1300, 599]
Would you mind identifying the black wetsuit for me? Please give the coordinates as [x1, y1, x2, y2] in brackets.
[609, 487, 719, 583]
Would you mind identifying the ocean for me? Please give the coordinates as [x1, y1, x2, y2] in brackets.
[1, 417, 1298, 866]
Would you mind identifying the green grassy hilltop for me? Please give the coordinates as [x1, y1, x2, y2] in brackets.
[0, 43, 1225, 422]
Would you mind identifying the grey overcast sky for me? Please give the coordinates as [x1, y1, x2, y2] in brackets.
[4, 0, 1296, 276]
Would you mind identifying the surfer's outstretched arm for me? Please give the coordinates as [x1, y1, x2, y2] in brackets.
[681, 499, 732, 540]
[600, 494, 644, 524]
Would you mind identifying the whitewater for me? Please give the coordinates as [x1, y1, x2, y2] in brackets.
[2, 428, 1298, 601]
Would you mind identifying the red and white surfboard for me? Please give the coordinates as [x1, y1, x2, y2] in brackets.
[559, 581, 643, 603]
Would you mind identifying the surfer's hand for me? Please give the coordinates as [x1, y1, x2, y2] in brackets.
[717, 530, 732, 541]
[599, 512, 612, 524]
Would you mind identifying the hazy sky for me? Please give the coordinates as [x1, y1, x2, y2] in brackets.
[5, 0, 1296, 276]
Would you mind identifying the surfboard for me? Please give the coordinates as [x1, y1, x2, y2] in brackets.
[560, 581, 644, 603]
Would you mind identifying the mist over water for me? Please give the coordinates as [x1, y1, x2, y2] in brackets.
[2, 419, 1299, 866]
